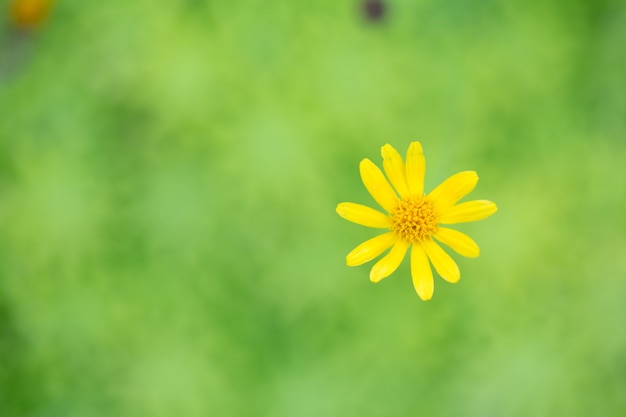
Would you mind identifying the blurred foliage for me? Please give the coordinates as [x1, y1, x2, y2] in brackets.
[1, 0, 626, 416]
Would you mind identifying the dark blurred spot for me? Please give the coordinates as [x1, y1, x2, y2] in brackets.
[9, 0, 53, 31]
[0, 30, 32, 83]
[362, 0, 386, 22]
[0, 297, 40, 416]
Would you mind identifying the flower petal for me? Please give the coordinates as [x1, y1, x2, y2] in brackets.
[405, 141, 425, 197]
[360, 158, 399, 213]
[346, 232, 396, 266]
[434, 227, 480, 258]
[381, 144, 410, 198]
[411, 243, 434, 300]
[336, 202, 391, 228]
[429, 171, 478, 211]
[438, 200, 498, 224]
[369, 239, 409, 283]
[422, 238, 460, 283]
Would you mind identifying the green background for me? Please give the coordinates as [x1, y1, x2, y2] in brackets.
[1, 0, 626, 415]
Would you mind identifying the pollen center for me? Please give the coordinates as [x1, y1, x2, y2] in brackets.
[391, 197, 438, 243]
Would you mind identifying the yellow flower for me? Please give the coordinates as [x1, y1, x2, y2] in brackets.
[336, 142, 497, 300]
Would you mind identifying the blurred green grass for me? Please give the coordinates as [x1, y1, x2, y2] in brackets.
[1, 0, 626, 416]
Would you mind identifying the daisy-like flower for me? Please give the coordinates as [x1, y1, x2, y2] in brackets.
[336, 142, 497, 300]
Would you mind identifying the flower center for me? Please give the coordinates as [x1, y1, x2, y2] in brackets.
[391, 197, 438, 242]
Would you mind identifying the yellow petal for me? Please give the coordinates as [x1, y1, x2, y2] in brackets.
[422, 238, 460, 283]
[405, 141, 425, 197]
[411, 243, 434, 301]
[429, 171, 478, 211]
[381, 144, 410, 198]
[369, 239, 409, 283]
[434, 227, 480, 258]
[336, 202, 391, 228]
[438, 200, 498, 224]
[346, 232, 396, 266]
[360, 158, 399, 213]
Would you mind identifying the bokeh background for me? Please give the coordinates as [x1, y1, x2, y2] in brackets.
[1, 0, 626, 415]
